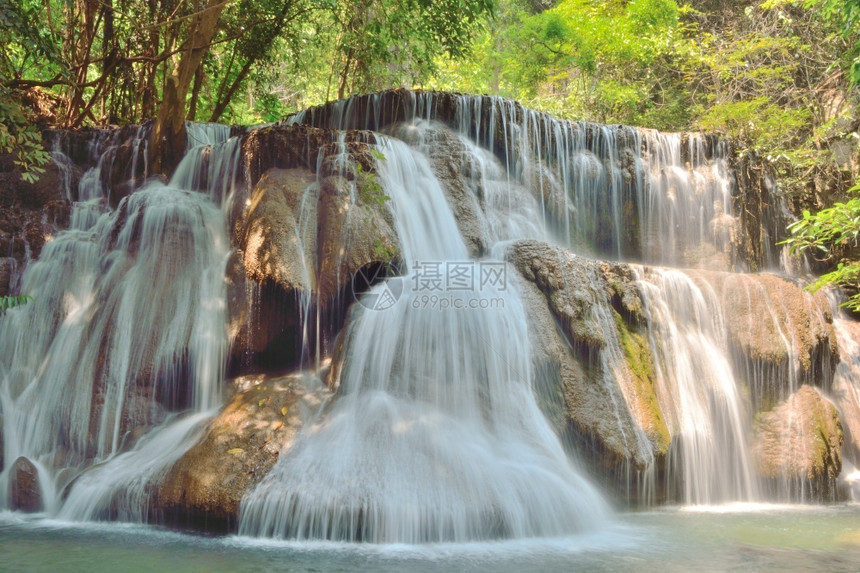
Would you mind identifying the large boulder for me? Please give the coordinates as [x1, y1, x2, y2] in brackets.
[237, 167, 316, 292]
[154, 373, 330, 531]
[507, 240, 669, 474]
[754, 385, 843, 496]
[232, 130, 402, 370]
[686, 270, 838, 408]
[9, 456, 43, 512]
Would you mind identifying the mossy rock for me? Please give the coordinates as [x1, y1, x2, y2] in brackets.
[613, 308, 670, 455]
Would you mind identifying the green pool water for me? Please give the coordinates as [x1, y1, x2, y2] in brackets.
[2, 504, 859, 572]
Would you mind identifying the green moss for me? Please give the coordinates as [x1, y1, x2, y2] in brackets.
[612, 308, 671, 453]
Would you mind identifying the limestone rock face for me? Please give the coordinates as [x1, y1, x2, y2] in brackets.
[507, 239, 668, 471]
[754, 385, 843, 491]
[0, 257, 13, 297]
[237, 167, 316, 292]
[506, 238, 845, 501]
[721, 273, 834, 372]
[0, 158, 71, 265]
[154, 374, 330, 531]
[9, 456, 43, 512]
[232, 130, 402, 370]
[685, 270, 838, 406]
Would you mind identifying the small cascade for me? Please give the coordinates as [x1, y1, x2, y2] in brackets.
[831, 312, 860, 499]
[290, 90, 748, 269]
[239, 138, 609, 542]
[635, 268, 759, 504]
[0, 126, 230, 519]
[172, 122, 244, 207]
[387, 120, 548, 245]
[49, 124, 151, 203]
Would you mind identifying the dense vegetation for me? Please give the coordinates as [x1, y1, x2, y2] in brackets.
[1, 0, 859, 304]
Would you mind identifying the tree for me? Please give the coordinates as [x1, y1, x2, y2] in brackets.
[0, 0, 58, 181]
[2, 0, 496, 177]
[150, 0, 231, 174]
[430, 0, 691, 129]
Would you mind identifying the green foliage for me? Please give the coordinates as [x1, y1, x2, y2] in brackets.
[697, 98, 811, 150]
[430, 0, 692, 129]
[0, 0, 62, 80]
[0, 89, 50, 183]
[0, 0, 495, 128]
[0, 294, 33, 315]
[0, 0, 57, 182]
[781, 182, 860, 310]
[356, 150, 390, 208]
[797, 0, 860, 84]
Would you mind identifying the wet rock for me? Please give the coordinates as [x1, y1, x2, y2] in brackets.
[686, 270, 838, 407]
[0, 257, 13, 296]
[241, 124, 373, 188]
[237, 167, 316, 292]
[10, 456, 43, 512]
[0, 195, 71, 264]
[729, 149, 789, 271]
[232, 148, 401, 370]
[507, 240, 668, 473]
[754, 385, 843, 494]
[526, 160, 575, 224]
[316, 173, 400, 303]
[154, 373, 330, 531]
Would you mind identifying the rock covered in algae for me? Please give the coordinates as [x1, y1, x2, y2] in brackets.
[507, 239, 669, 472]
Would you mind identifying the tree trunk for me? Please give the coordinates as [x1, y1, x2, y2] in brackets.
[209, 60, 254, 122]
[187, 63, 205, 121]
[150, 0, 228, 176]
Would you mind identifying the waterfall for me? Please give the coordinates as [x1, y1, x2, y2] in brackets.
[238, 137, 610, 542]
[1, 90, 855, 539]
[635, 268, 759, 504]
[0, 126, 230, 518]
[172, 122, 243, 207]
[291, 91, 743, 269]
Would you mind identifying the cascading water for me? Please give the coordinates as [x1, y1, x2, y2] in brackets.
[634, 268, 759, 504]
[0, 125, 230, 518]
[238, 136, 610, 542]
[292, 91, 742, 269]
[287, 91, 849, 508]
[172, 122, 243, 207]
